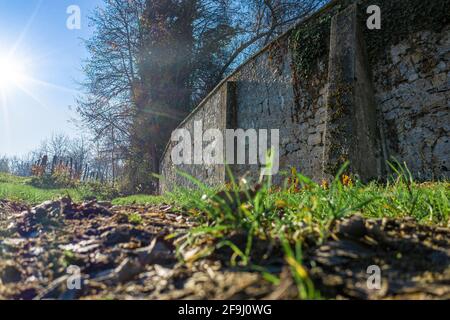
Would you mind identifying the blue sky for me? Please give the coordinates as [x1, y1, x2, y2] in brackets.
[0, 0, 102, 156]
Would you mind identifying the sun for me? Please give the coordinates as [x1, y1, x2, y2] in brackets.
[0, 55, 27, 90]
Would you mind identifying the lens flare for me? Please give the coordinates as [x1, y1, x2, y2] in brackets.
[0, 55, 27, 90]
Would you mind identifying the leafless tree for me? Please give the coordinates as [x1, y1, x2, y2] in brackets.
[0, 156, 9, 173]
[212, 0, 325, 79]
[8, 154, 35, 177]
[76, 0, 146, 153]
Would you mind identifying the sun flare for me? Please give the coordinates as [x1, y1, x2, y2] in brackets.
[0, 55, 27, 90]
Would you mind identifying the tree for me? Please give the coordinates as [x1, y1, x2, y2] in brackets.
[75, 0, 148, 190]
[196, 0, 325, 83]
[76, 0, 146, 166]
[77, 0, 325, 193]
[68, 136, 91, 178]
[9, 154, 35, 177]
[125, 0, 198, 192]
[0, 156, 9, 173]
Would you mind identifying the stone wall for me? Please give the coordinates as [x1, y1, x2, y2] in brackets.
[160, 0, 450, 193]
[373, 27, 450, 180]
[160, 84, 230, 193]
[231, 35, 329, 185]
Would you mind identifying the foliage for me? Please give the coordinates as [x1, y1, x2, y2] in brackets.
[110, 163, 449, 299]
[30, 167, 75, 189]
[69, 181, 119, 201]
[289, 5, 335, 80]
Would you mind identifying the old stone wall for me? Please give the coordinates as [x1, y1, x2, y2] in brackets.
[160, 84, 230, 193]
[160, 0, 450, 193]
[230, 36, 329, 185]
[373, 28, 450, 180]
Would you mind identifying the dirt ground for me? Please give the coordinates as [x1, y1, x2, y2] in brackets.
[0, 198, 449, 300]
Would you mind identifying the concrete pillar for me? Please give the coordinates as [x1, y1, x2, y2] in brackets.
[323, 3, 381, 181]
[223, 81, 237, 183]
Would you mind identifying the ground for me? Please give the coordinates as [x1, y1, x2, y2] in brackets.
[0, 172, 449, 300]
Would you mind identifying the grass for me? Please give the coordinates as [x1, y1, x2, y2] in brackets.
[2, 164, 449, 299]
[111, 189, 207, 207]
[4, 164, 447, 236]
[112, 194, 168, 206]
[127, 212, 144, 225]
[0, 172, 115, 204]
[115, 163, 449, 299]
[111, 165, 449, 239]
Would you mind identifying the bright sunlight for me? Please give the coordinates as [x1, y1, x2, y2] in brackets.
[0, 54, 27, 90]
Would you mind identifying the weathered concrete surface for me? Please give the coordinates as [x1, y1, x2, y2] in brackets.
[324, 3, 380, 181]
[160, 0, 450, 192]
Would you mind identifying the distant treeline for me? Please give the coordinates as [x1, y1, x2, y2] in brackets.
[1, 133, 122, 185]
